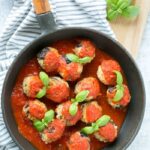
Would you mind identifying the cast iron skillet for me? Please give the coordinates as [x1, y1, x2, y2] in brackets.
[1, 0, 145, 150]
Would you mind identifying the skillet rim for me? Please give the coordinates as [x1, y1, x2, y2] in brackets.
[1, 27, 146, 150]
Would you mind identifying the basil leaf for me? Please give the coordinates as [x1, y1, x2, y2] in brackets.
[91, 123, 99, 131]
[79, 57, 92, 64]
[122, 5, 140, 18]
[81, 126, 94, 135]
[36, 87, 46, 98]
[75, 90, 89, 103]
[96, 115, 111, 127]
[113, 86, 124, 102]
[44, 109, 54, 124]
[39, 71, 49, 87]
[69, 103, 78, 116]
[114, 70, 123, 85]
[107, 9, 119, 21]
[66, 53, 79, 63]
[71, 98, 76, 102]
[33, 120, 45, 132]
[118, 1, 130, 10]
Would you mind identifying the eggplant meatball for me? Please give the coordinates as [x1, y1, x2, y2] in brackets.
[46, 77, 70, 103]
[67, 132, 90, 150]
[94, 121, 118, 143]
[81, 101, 102, 123]
[23, 76, 44, 98]
[56, 101, 82, 126]
[22, 100, 47, 121]
[97, 60, 121, 85]
[73, 39, 95, 60]
[37, 47, 60, 73]
[41, 119, 65, 144]
[58, 56, 83, 81]
[107, 84, 131, 108]
[75, 77, 100, 101]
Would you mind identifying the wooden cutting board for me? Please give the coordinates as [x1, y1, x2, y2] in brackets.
[110, 0, 150, 57]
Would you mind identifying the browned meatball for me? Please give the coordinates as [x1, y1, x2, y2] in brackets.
[94, 121, 118, 143]
[46, 77, 70, 103]
[107, 84, 131, 108]
[56, 101, 82, 126]
[22, 100, 47, 121]
[81, 101, 102, 123]
[97, 60, 121, 85]
[23, 75, 44, 98]
[67, 132, 90, 150]
[73, 39, 95, 60]
[41, 119, 65, 144]
[75, 77, 100, 101]
[58, 56, 83, 81]
[37, 47, 60, 73]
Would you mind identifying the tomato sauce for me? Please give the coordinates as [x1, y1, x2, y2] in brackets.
[11, 39, 128, 150]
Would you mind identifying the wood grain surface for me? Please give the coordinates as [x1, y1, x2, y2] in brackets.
[110, 0, 150, 57]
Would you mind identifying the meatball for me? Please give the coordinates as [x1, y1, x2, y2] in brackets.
[67, 132, 90, 150]
[37, 47, 60, 73]
[107, 84, 131, 108]
[73, 39, 95, 60]
[23, 76, 44, 98]
[81, 101, 102, 123]
[46, 77, 70, 103]
[75, 77, 100, 101]
[41, 119, 65, 144]
[94, 121, 118, 143]
[56, 101, 82, 126]
[97, 60, 121, 85]
[22, 100, 47, 121]
[58, 56, 83, 81]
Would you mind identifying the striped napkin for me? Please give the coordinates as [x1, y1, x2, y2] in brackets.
[0, 0, 115, 149]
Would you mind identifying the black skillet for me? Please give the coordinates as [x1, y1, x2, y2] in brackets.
[1, 0, 145, 149]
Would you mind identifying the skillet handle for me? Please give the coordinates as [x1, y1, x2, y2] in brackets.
[32, 0, 51, 15]
[32, 0, 57, 34]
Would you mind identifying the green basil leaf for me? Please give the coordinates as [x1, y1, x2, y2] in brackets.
[114, 70, 123, 85]
[66, 53, 79, 63]
[39, 71, 49, 87]
[117, 0, 131, 9]
[71, 98, 76, 102]
[119, 1, 130, 10]
[113, 86, 124, 101]
[96, 115, 111, 127]
[33, 120, 45, 132]
[75, 90, 89, 103]
[44, 109, 54, 124]
[91, 123, 99, 132]
[107, 9, 119, 21]
[79, 57, 92, 64]
[69, 103, 78, 116]
[122, 5, 140, 18]
[36, 87, 46, 98]
[81, 126, 94, 135]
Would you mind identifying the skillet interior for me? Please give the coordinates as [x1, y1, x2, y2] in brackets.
[1, 28, 145, 150]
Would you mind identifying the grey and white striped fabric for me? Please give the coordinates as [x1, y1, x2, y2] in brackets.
[0, 0, 115, 149]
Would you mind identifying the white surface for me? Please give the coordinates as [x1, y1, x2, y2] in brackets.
[0, 0, 150, 149]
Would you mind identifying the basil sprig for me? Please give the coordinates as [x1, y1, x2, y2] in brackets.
[113, 71, 124, 102]
[36, 71, 50, 98]
[66, 53, 92, 64]
[69, 90, 89, 116]
[81, 115, 111, 135]
[107, 0, 140, 21]
[33, 109, 54, 132]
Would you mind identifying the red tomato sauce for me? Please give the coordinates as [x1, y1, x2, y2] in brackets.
[11, 39, 128, 150]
